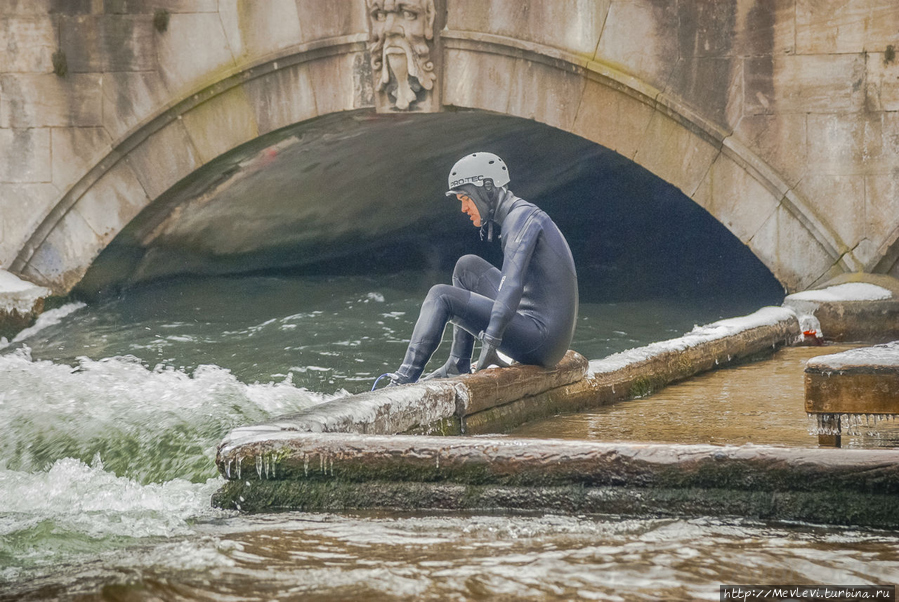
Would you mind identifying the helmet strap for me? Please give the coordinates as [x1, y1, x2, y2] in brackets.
[478, 221, 494, 242]
[482, 178, 497, 242]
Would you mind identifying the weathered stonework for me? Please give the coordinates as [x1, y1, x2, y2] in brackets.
[806, 349, 899, 416]
[1, 0, 899, 294]
[0, 269, 50, 340]
[366, 0, 439, 112]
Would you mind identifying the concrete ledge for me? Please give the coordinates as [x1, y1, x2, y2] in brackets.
[463, 307, 799, 433]
[455, 350, 588, 415]
[589, 307, 799, 395]
[213, 433, 899, 527]
[462, 308, 799, 433]
[806, 342, 899, 415]
[220, 307, 800, 444]
[784, 274, 899, 343]
[220, 350, 589, 451]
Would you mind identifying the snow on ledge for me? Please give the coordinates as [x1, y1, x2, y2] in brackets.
[786, 283, 893, 303]
[806, 341, 899, 371]
[0, 270, 51, 314]
[589, 306, 796, 375]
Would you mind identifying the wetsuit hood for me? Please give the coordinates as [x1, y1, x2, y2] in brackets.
[449, 183, 509, 241]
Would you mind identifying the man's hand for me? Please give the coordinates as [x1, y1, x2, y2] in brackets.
[474, 332, 507, 372]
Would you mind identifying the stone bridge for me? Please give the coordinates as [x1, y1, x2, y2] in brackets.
[2, 0, 898, 295]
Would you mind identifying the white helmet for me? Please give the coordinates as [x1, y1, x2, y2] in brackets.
[446, 152, 510, 192]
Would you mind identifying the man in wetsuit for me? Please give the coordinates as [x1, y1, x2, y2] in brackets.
[380, 152, 578, 386]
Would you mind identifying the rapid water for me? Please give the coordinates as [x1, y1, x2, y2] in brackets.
[2, 273, 897, 600]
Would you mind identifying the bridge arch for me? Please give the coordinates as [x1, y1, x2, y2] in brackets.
[9, 27, 854, 294]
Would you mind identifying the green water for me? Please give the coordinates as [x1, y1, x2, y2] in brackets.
[1, 272, 896, 600]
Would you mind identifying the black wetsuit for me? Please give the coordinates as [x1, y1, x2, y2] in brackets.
[396, 189, 578, 382]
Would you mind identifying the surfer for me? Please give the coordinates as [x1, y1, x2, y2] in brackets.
[375, 152, 578, 387]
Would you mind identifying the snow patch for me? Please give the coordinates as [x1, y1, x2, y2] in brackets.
[0, 270, 51, 314]
[806, 341, 899, 371]
[787, 283, 892, 303]
[589, 306, 796, 375]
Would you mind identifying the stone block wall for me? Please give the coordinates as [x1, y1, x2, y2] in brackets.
[1, 0, 898, 294]
[443, 0, 899, 290]
[0, 0, 371, 289]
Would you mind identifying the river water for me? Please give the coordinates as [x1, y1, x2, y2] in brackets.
[1, 273, 897, 600]
[513, 345, 899, 448]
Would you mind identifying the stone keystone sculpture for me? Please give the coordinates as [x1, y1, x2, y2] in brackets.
[367, 0, 437, 111]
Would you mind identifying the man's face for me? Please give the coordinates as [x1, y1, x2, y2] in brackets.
[458, 194, 481, 228]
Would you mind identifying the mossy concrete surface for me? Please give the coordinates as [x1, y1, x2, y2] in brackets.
[213, 433, 899, 527]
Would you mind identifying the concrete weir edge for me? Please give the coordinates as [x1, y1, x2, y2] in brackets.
[208, 306, 899, 524]
[213, 434, 899, 528]
[220, 306, 801, 447]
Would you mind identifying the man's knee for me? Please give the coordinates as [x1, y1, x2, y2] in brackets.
[425, 283, 455, 306]
[453, 254, 486, 288]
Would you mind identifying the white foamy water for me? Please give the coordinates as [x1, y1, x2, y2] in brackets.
[0, 326, 345, 585]
[8, 302, 86, 345]
[0, 347, 343, 482]
[0, 458, 227, 583]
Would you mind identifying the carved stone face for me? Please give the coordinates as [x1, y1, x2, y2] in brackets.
[367, 0, 436, 110]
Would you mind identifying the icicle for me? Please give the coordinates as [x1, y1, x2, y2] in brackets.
[255, 455, 263, 479]
[226, 459, 232, 479]
[264, 454, 270, 479]
[846, 413, 862, 437]
[303, 453, 309, 477]
[236, 456, 242, 480]
[815, 414, 841, 436]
